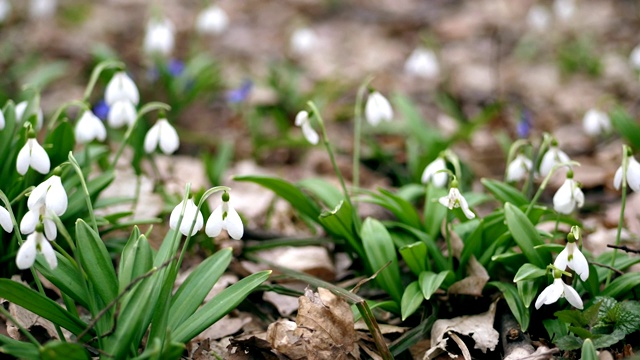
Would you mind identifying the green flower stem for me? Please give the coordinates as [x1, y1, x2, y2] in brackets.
[307, 101, 355, 213]
[68, 152, 99, 233]
[83, 60, 124, 103]
[525, 160, 580, 216]
[111, 102, 171, 168]
[607, 146, 630, 286]
[0, 306, 41, 347]
[352, 76, 374, 210]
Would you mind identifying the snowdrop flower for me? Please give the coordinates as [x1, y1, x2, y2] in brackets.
[539, 144, 570, 177]
[195, 5, 229, 35]
[15, 101, 44, 130]
[535, 273, 583, 309]
[28, 175, 67, 216]
[169, 198, 204, 236]
[526, 5, 550, 32]
[0, 0, 11, 23]
[365, 91, 393, 127]
[144, 118, 179, 154]
[29, 0, 56, 20]
[404, 47, 439, 79]
[0, 109, 5, 130]
[506, 154, 533, 182]
[554, 238, 589, 282]
[105, 72, 139, 106]
[439, 182, 475, 219]
[75, 110, 106, 143]
[582, 109, 610, 136]
[553, 173, 584, 214]
[613, 154, 640, 192]
[16, 231, 57, 270]
[290, 27, 317, 55]
[0, 206, 12, 233]
[553, 0, 575, 22]
[107, 100, 137, 129]
[144, 17, 175, 56]
[206, 192, 243, 240]
[20, 205, 57, 240]
[630, 44, 640, 70]
[17, 136, 50, 175]
[421, 157, 448, 188]
[295, 110, 319, 145]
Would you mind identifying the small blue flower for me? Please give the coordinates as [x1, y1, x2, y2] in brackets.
[93, 100, 110, 121]
[517, 109, 532, 138]
[226, 80, 253, 104]
[168, 59, 185, 77]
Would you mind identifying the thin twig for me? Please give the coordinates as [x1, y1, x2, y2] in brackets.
[589, 261, 625, 276]
[607, 244, 640, 254]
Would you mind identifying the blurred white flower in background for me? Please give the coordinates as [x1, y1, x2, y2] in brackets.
[582, 108, 610, 136]
[365, 91, 393, 126]
[629, 44, 640, 70]
[144, 118, 179, 154]
[613, 155, 640, 192]
[0, 0, 12, 23]
[108, 100, 137, 129]
[539, 144, 570, 177]
[404, 47, 440, 79]
[170, 198, 204, 236]
[553, 0, 575, 22]
[75, 110, 106, 143]
[526, 4, 550, 32]
[295, 110, 319, 145]
[196, 5, 229, 35]
[421, 157, 448, 188]
[105, 72, 139, 106]
[15, 101, 44, 130]
[144, 17, 175, 56]
[553, 176, 584, 214]
[290, 27, 317, 55]
[506, 154, 533, 182]
[29, 0, 56, 20]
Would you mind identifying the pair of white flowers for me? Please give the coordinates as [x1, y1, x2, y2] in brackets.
[15, 175, 68, 270]
[170, 193, 243, 240]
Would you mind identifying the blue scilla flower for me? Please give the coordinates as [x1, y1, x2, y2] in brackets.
[517, 108, 532, 138]
[147, 59, 186, 83]
[226, 80, 253, 104]
[93, 99, 110, 121]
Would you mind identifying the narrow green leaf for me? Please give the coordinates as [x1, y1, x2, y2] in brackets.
[387, 222, 448, 272]
[40, 341, 89, 360]
[481, 179, 528, 207]
[318, 200, 364, 259]
[76, 220, 118, 307]
[488, 281, 530, 331]
[233, 175, 320, 220]
[401, 281, 424, 321]
[0, 279, 89, 338]
[602, 272, 640, 298]
[0, 334, 40, 359]
[419, 271, 450, 300]
[504, 203, 546, 268]
[611, 106, 640, 149]
[119, 231, 153, 293]
[361, 218, 403, 302]
[554, 334, 583, 351]
[517, 279, 540, 308]
[172, 270, 271, 343]
[423, 185, 448, 238]
[399, 242, 427, 276]
[364, 189, 422, 229]
[44, 120, 75, 168]
[513, 263, 546, 282]
[168, 248, 233, 330]
[36, 253, 89, 308]
[64, 171, 115, 222]
[298, 178, 344, 208]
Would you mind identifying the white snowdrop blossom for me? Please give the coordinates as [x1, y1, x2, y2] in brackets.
[554, 241, 589, 282]
[582, 109, 611, 136]
[0, 109, 5, 130]
[553, 0, 575, 22]
[144, 118, 179, 154]
[614, 155, 640, 192]
[439, 185, 475, 219]
[28, 175, 67, 216]
[169, 198, 204, 236]
[553, 176, 584, 214]
[526, 5, 550, 32]
[630, 44, 640, 70]
[404, 47, 440, 79]
[195, 5, 229, 35]
[535, 276, 583, 309]
[0, 206, 12, 233]
[29, 0, 56, 20]
[295, 110, 319, 145]
[144, 18, 175, 56]
[17, 138, 50, 175]
[105, 72, 139, 106]
[16, 231, 57, 270]
[75, 110, 106, 143]
[20, 205, 57, 240]
[15, 101, 44, 130]
[290, 27, 317, 55]
[0, 0, 11, 23]
[421, 157, 448, 188]
[206, 193, 243, 240]
[539, 145, 570, 177]
[108, 100, 137, 129]
[506, 154, 533, 182]
[365, 91, 393, 127]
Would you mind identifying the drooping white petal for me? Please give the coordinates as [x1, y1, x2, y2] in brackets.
[567, 243, 589, 281]
[626, 157, 640, 192]
[43, 217, 57, 240]
[29, 139, 50, 174]
[295, 111, 309, 127]
[421, 158, 448, 187]
[16, 233, 38, 269]
[195, 5, 229, 35]
[365, 91, 393, 127]
[205, 205, 223, 237]
[301, 122, 319, 145]
[20, 209, 38, 234]
[539, 147, 570, 177]
[169, 199, 203, 236]
[40, 238, 58, 270]
[535, 279, 564, 309]
[0, 206, 13, 233]
[27, 177, 49, 210]
[75, 110, 106, 143]
[554, 247, 570, 272]
[144, 121, 161, 153]
[0, 109, 5, 130]
[16, 142, 30, 175]
[15, 101, 44, 130]
[45, 176, 67, 215]
[613, 166, 623, 191]
[458, 195, 476, 219]
[105, 72, 139, 106]
[225, 206, 244, 240]
[582, 109, 610, 136]
[561, 282, 583, 309]
[506, 155, 532, 182]
[157, 120, 179, 154]
[404, 47, 439, 79]
[573, 186, 584, 209]
[553, 179, 578, 214]
[107, 100, 137, 128]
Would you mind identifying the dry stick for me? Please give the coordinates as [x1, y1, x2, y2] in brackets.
[590, 261, 625, 276]
[607, 244, 640, 254]
[77, 254, 179, 342]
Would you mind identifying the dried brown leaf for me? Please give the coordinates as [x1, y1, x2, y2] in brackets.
[447, 256, 490, 297]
